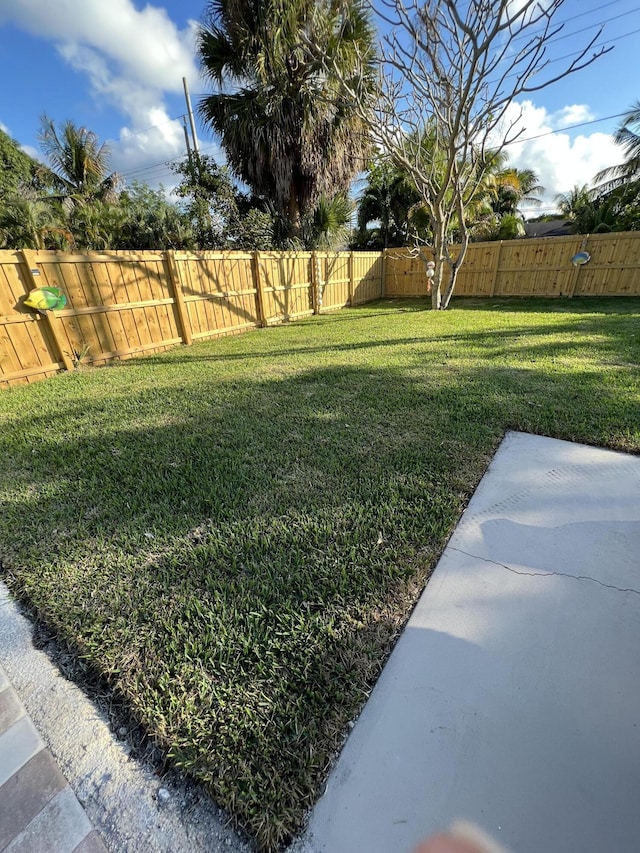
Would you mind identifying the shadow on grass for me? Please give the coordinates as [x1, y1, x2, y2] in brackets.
[448, 295, 640, 314]
[0, 310, 639, 850]
[123, 307, 639, 370]
[96, 297, 640, 372]
[329, 295, 640, 316]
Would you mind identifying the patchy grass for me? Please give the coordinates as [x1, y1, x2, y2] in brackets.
[1, 296, 639, 849]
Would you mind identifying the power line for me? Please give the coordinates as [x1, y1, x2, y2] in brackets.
[505, 0, 633, 48]
[487, 23, 640, 91]
[117, 106, 628, 186]
[118, 141, 224, 181]
[374, 0, 629, 42]
[116, 5, 639, 184]
[476, 21, 640, 94]
[191, 9, 640, 101]
[540, 5, 640, 47]
[124, 168, 175, 185]
[505, 110, 628, 147]
[119, 161, 179, 179]
[117, 99, 630, 183]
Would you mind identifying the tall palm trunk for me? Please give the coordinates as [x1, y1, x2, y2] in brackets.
[288, 186, 302, 241]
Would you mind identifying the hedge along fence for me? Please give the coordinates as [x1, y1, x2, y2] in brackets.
[384, 231, 640, 299]
[0, 249, 384, 388]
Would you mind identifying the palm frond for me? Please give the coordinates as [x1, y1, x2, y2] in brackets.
[38, 116, 118, 205]
[197, 0, 377, 238]
[594, 101, 640, 191]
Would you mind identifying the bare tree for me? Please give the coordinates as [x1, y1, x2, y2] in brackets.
[331, 0, 610, 308]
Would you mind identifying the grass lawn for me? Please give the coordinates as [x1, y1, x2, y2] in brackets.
[1, 296, 639, 850]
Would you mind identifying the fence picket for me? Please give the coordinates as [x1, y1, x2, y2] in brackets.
[164, 250, 193, 345]
[20, 250, 75, 373]
[252, 251, 268, 327]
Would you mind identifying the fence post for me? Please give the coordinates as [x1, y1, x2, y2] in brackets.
[164, 250, 192, 346]
[252, 251, 268, 327]
[489, 241, 503, 297]
[311, 252, 320, 314]
[20, 249, 75, 373]
[381, 248, 388, 298]
[348, 251, 355, 306]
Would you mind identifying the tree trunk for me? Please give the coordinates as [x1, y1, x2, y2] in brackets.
[441, 264, 459, 310]
[429, 228, 448, 310]
[418, 220, 469, 310]
[288, 186, 302, 241]
[431, 264, 443, 309]
[441, 226, 470, 309]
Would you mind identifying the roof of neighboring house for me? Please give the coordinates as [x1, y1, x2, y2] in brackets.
[524, 219, 574, 238]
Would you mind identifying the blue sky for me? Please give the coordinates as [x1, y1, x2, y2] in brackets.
[0, 0, 638, 213]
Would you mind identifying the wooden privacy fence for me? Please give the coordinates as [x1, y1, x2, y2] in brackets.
[2, 232, 640, 388]
[385, 231, 640, 298]
[0, 249, 383, 387]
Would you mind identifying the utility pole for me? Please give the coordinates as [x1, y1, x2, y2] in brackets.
[182, 76, 211, 246]
[182, 116, 193, 170]
[182, 77, 200, 160]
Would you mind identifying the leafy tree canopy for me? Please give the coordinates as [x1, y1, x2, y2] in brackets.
[0, 128, 40, 203]
[171, 154, 276, 250]
[197, 0, 377, 241]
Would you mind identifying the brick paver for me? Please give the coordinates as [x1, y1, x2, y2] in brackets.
[0, 716, 44, 788]
[0, 666, 107, 853]
[0, 750, 68, 849]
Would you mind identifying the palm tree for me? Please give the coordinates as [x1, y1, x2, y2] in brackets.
[0, 197, 72, 250]
[595, 101, 640, 190]
[553, 184, 620, 234]
[356, 146, 531, 248]
[38, 116, 121, 207]
[613, 101, 640, 176]
[559, 183, 639, 235]
[494, 167, 544, 216]
[197, 0, 377, 243]
[555, 185, 592, 219]
[304, 193, 352, 249]
[354, 160, 426, 248]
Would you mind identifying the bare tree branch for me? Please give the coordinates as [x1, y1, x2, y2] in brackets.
[356, 0, 611, 308]
[306, 1, 609, 305]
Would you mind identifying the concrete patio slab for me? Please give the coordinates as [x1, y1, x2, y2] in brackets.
[293, 431, 640, 853]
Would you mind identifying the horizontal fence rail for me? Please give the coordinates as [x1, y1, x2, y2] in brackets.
[1, 232, 639, 388]
[0, 249, 384, 388]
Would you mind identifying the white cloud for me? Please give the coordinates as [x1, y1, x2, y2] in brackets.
[550, 104, 594, 128]
[0, 0, 203, 188]
[53, 39, 188, 183]
[497, 100, 621, 213]
[114, 114, 187, 192]
[504, 0, 553, 28]
[0, 0, 199, 93]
